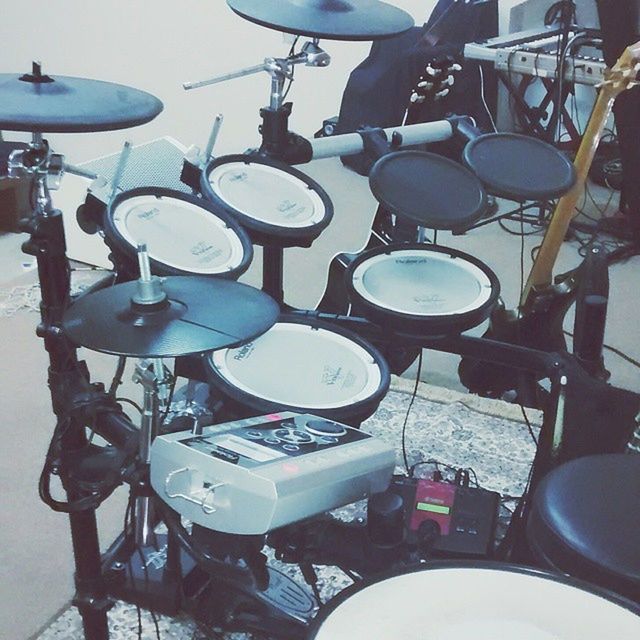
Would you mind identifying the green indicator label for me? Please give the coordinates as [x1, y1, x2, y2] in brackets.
[416, 502, 450, 515]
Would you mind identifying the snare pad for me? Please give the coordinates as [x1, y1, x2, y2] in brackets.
[206, 317, 390, 424]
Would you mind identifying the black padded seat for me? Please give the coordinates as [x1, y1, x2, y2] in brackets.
[463, 133, 576, 202]
[527, 454, 640, 601]
[369, 150, 487, 231]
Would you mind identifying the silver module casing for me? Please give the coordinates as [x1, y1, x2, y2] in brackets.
[150, 412, 395, 535]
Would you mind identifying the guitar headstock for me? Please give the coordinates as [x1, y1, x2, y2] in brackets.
[410, 55, 462, 105]
[599, 39, 640, 96]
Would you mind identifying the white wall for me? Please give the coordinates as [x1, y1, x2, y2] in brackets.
[0, 1, 437, 163]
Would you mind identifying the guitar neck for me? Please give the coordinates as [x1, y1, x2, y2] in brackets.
[520, 39, 640, 309]
[520, 89, 616, 308]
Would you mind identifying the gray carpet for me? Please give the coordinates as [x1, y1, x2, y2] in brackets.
[34, 380, 541, 639]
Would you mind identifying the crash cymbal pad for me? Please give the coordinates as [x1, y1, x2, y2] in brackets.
[0, 63, 163, 133]
[227, 0, 414, 41]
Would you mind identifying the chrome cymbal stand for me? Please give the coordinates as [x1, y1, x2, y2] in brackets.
[184, 39, 330, 162]
[130, 241, 173, 547]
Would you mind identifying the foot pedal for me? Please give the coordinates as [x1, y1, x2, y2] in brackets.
[257, 567, 318, 624]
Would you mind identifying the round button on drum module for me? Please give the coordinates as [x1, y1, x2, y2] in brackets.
[305, 419, 347, 437]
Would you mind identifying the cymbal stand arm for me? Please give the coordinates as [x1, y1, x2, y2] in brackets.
[183, 41, 330, 162]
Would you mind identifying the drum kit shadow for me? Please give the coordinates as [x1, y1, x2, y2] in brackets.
[3, 2, 639, 639]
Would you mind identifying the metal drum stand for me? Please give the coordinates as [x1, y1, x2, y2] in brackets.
[12, 133, 120, 640]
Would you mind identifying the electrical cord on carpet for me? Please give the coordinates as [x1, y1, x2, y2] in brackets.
[400, 350, 423, 474]
[124, 491, 162, 640]
[563, 329, 640, 370]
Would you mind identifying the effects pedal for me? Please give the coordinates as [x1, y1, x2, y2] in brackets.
[391, 476, 500, 558]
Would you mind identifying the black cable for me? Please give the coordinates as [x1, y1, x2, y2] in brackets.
[159, 366, 177, 427]
[519, 211, 526, 303]
[409, 458, 480, 488]
[498, 218, 546, 237]
[109, 357, 127, 397]
[124, 492, 144, 640]
[38, 411, 122, 513]
[519, 404, 539, 446]
[564, 330, 640, 369]
[126, 490, 162, 640]
[116, 397, 143, 415]
[401, 351, 423, 474]
[136, 545, 162, 640]
[281, 36, 300, 102]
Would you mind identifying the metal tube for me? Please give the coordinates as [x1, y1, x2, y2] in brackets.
[309, 120, 454, 160]
[136, 244, 152, 282]
[183, 63, 267, 90]
[204, 114, 224, 161]
[136, 378, 158, 547]
[109, 140, 132, 203]
[65, 163, 99, 180]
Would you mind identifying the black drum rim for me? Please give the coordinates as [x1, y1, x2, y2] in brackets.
[307, 560, 640, 638]
[201, 153, 334, 248]
[205, 313, 390, 424]
[463, 132, 577, 201]
[344, 243, 500, 338]
[104, 186, 253, 279]
[369, 150, 488, 231]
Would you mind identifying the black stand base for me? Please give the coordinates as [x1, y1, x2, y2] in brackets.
[103, 532, 198, 617]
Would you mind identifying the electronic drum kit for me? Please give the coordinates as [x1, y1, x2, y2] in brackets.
[4, 2, 639, 639]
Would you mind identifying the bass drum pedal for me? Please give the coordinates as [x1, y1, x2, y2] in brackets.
[188, 564, 318, 639]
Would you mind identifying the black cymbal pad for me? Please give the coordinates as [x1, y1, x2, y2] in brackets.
[463, 133, 576, 201]
[62, 277, 279, 357]
[0, 73, 163, 133]
[369, 151, 487, 231]
[227, 0, 414, 41]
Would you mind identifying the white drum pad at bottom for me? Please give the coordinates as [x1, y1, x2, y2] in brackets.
[312, 568, 640, 640]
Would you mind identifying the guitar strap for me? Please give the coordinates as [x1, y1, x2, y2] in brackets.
[596, 0, 640, 233]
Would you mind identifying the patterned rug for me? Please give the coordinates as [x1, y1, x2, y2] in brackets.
[35, 380, 541, 640]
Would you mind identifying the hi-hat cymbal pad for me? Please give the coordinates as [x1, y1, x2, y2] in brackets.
[227, 0, 414, 41]
[62, 277, 279, 357]
[0, 66, 163, 133]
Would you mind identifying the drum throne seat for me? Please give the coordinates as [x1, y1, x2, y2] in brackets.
[527, 454, 640, 602]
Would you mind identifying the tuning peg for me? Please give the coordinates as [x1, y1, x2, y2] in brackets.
[435, 88, 450, 100]
[410, 93, 425, 103]
[451, 63, 462, 72]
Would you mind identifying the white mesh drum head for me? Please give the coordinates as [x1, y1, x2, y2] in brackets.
[351, 248, 493, 316]
[209, 322, 382, 409]
[313, 567, 640, 640]
[112, 194, 246, 274]
[207, 161, 326, 228]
